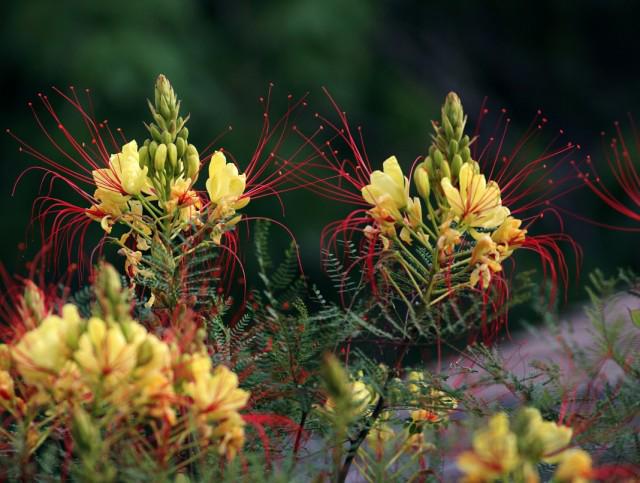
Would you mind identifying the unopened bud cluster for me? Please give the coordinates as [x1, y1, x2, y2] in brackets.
[138, 75, 200, 200]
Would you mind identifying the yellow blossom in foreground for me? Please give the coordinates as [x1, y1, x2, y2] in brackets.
[206, 151, 250, 212]
[13, 304, 82, 387]
[0, 370, 16, 409]
[361, 156, 410, 222]
[184, 354, 249, 423]
[87, 188, 130, 233]
[209, 411, 246, 461]
[457, 413, 520, 482]
[441, 163, 509, 233]
[554, 449, 593, 483]
[517, 407, 573, 463]
[93, 140, 149, 196]
[491, 216, 527, 259]
[74, 318, 144, 392]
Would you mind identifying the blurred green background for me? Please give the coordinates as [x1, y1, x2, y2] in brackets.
[1, 0, 639, 296]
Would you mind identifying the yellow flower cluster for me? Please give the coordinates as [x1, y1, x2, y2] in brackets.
[457, 408, 592, 483]
[439, 163, 526, 288]
[2, 304, 249, 460]
[406, 371, 457, 425]
[359, 149, 526, 295]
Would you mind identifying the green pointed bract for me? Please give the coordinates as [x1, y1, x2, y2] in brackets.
[139, 75, 200, 201]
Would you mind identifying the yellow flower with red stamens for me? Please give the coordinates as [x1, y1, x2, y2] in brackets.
[441, 163, 509, 233]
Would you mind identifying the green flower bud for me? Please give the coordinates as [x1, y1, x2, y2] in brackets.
[178, 127, 189, 140]
[150, 125, 163, 143]
[138, 145, 149, 169]
[433, 149, 444, 167]
[72, 408, 99, 454]
[148, 141, 158, 161]
[176, 136, 186, 158]
[414, 164, 430, 201]
[321, 354, 350, 401]
[162, 130, 172, 145]
[451, 154, 463, 179]
[154, 143, 167, 172]
[186, 144, 200, 181]
[168, 143, 178, 167]
[449, 139, 459, 156]
[441, 159, 451, 180]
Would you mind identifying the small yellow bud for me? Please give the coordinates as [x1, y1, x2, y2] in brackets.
[414, 164, 430, 201]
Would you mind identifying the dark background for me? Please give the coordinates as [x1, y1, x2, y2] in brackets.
[1, 0, 639, 298]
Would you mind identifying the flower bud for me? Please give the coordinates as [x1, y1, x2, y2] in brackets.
[138, 145, 150, 169]
[414, 164, 430, 201]
[176, 136, 186, 158]
[450, 154, 463, 179]
[168, 142, 178, 168]
[72, 407, 99, 454]
[154, 143, 167, 172]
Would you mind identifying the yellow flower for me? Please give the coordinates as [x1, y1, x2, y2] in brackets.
[74, 317, 145, 393]
[209, 411, 246, 460]
[517, 407, 573, 463]
[13, 304, 82, 387]
[554, 449, 593, 483]
[183, 354, 249, 423]
[441, 163, 509, 232]
[206, 151, 250, 212]
[93, 140, 150, 196]
[491, 216, 526, 259]
[469, 235, 502, 288]
[0, 370, 15, 408]
[457, 413, 520, 482]
[165, 178, 203, 224]
[400, 197, 426, 244]
[324, 379, 374, 417]
[366, 423, 395, 453]
[87, 188, 130, 233]
[437, 219, 462, 260]
[361, 156, 410, 222]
